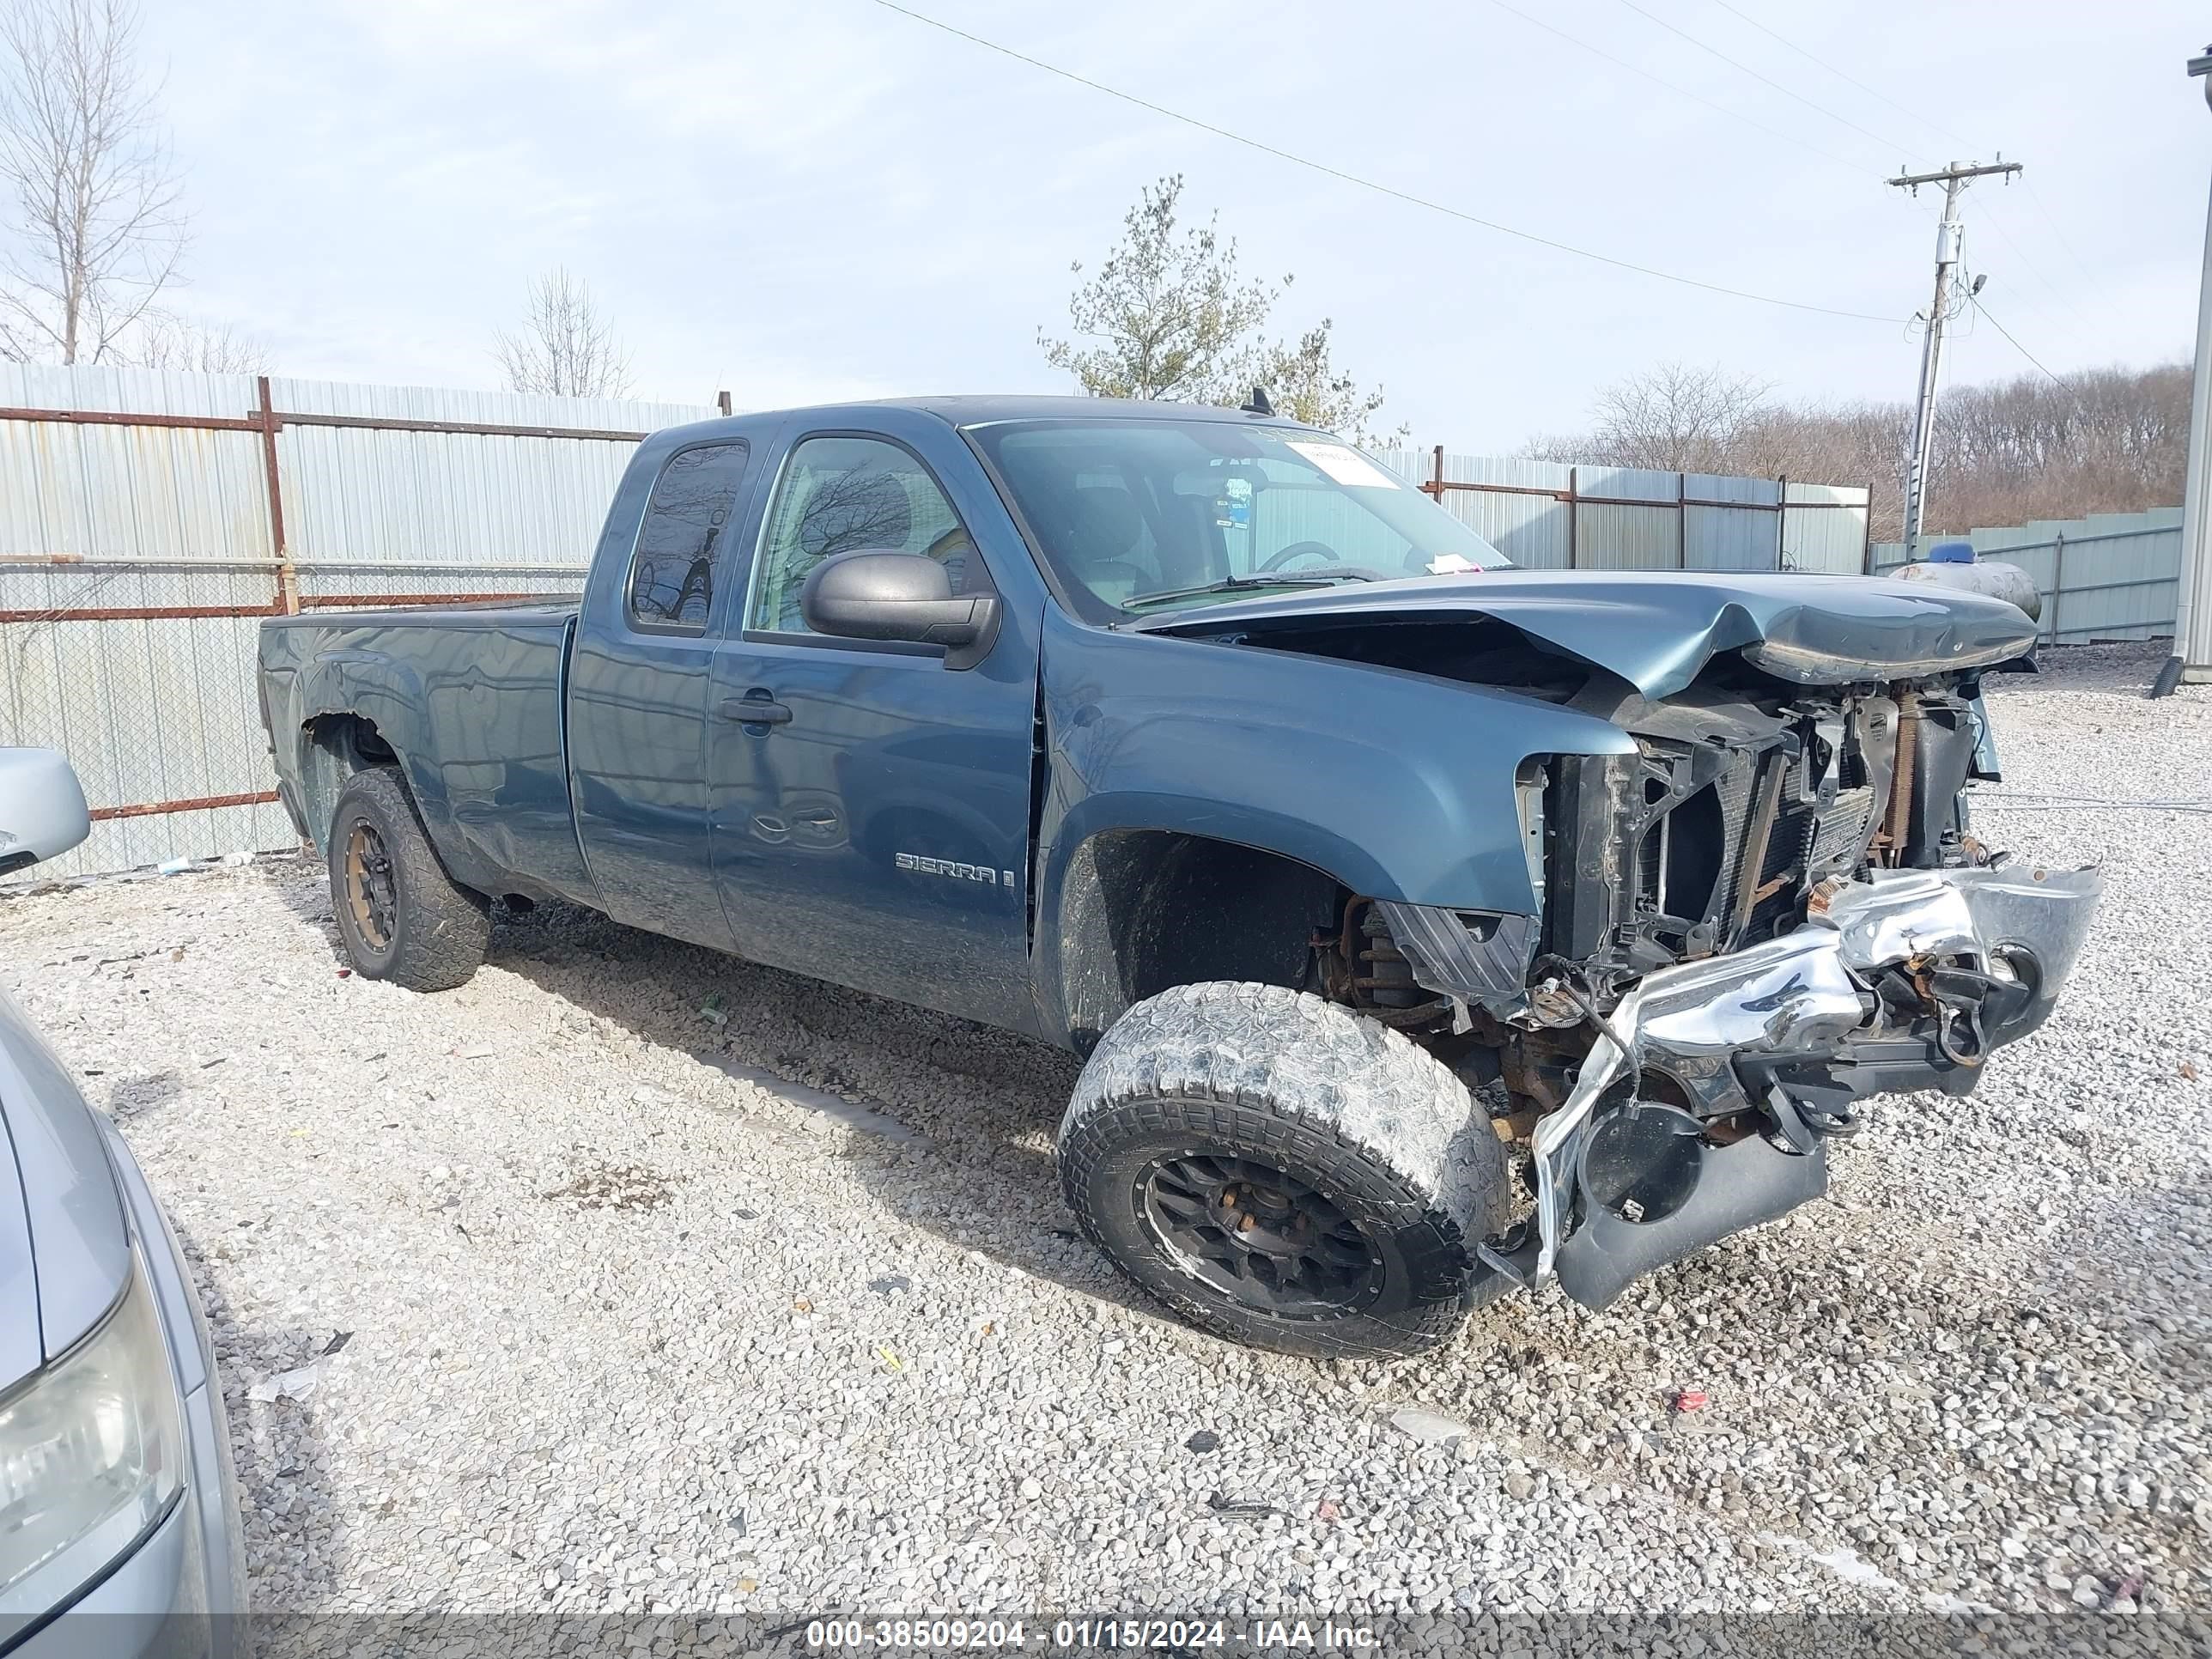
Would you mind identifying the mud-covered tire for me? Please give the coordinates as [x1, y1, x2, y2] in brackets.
[326, 767, 489, 992]
[1056, 981, 1511, 1360]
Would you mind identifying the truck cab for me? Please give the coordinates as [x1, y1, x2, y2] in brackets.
[565, 404, 1045, 1032]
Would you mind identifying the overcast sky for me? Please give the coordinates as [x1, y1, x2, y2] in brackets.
[143, 0, 2207, 453]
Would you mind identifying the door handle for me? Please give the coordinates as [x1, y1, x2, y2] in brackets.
[719, 696, 793, 726]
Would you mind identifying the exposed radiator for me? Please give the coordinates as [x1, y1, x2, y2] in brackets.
[1733, 760, 1881, 940]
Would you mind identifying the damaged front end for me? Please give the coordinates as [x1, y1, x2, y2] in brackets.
[1337, 674, 2100, 1311]
[1517, 858, 2099, 1307]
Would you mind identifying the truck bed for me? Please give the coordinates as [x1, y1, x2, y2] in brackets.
[258, 599, 592, 905]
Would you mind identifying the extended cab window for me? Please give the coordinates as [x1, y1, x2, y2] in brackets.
[749, 436, 981, 635]
[627, 441, 751, 632]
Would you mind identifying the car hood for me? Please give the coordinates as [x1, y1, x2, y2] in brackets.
[1131, 569, 2037, 700]
[0, 985, 130, 1391]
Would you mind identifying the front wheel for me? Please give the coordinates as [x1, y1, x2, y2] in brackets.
[1055, 982, 1510, 1359]
[327, 767, 489, 991]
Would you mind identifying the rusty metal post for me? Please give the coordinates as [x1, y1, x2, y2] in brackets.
[256, 375, 296, 614]
[1676, 472, 1687, 569]
[1859, 482, 1875, 574]
[1776, 475, 1789, 571]
[2047, 529, 2066, 642]
[1566, 466, 1579, 568]
[717, 390, 732, 416]
[1425, 443, 1444, 501]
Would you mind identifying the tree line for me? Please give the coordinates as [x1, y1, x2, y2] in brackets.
[1522, 360, 2190, 541]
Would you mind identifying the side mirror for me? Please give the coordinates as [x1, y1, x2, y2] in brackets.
[799, 550, 1000, 669]
[0, 748, 91, 876]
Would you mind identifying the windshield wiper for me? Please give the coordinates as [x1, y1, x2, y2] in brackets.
[1121, 572, 1371, 611]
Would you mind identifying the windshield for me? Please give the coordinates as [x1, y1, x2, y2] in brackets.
[966, 418, 1511, 620]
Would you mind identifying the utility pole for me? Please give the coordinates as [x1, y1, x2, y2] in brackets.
[1888, 158, 2022, 548]
[2156, 47, 2212, 696]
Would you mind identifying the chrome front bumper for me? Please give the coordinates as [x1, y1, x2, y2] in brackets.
[1525, 858, 2101, 1306]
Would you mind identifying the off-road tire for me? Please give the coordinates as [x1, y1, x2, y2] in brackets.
[327, 766, 489, 992]
[1056, 981, 1511, 1359]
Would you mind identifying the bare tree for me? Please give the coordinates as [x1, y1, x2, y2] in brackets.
[0, 0, 183, 364]
[1524, 362, 1776, 474]
[492, 267, 633, 398]
[1041, 174, 1392, 434]
[130, 307, 267, 373]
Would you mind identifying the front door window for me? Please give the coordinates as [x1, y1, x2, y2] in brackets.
[749, 436, 981, 635]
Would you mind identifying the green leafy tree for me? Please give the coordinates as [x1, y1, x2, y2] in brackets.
[1255, 320, 1388, 438]
[1041, 174, 1391, 437]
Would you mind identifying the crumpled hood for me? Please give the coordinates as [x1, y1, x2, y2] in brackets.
[1131, 569, 2037, 699]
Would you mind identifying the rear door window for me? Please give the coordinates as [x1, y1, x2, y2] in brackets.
[626, 441, 752, 633]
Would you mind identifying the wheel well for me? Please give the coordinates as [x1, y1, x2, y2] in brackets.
[298, 714, 398, 854]
[1055, 830, 1343, 1049]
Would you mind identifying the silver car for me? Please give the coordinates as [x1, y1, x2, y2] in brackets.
[0, 749, 248, 1656]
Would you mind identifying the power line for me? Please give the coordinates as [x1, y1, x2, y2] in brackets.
[2021, 179, 2100, 286]
[863, 0, 1904, 325]
[1669, 4, 2077, 415]
[1698, 0, 2100, 291]
[1480, 0, 1867, 174]
[1701, 0, 1978, 154]
[1971, 199, 2093, 334]
[1970, 295, 2065, 386]
[1609, 0, 1909, 158]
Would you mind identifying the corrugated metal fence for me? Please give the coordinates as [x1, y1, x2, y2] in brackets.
[0, 369, 1871, 880]
[1869, 507, 2184, 644]
[0, 366, 718, 877]
[1371, 446, 1873, 575]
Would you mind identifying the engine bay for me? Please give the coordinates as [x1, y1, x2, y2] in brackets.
[1534, 670, 1995, 995]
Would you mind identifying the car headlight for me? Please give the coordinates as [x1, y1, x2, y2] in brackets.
[0, 1257, 184, 1613]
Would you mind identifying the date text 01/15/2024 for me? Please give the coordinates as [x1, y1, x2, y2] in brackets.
[801, 1619, 1380, 1650]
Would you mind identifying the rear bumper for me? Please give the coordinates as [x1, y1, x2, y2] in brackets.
[1520, 859, 2100, 1309]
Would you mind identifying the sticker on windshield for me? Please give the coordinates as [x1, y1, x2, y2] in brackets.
[1284, 441, 1401, 490]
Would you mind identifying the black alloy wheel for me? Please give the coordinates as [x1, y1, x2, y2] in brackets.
[1140, 1152, 1383, 1316]
[343, 819, 398, 953]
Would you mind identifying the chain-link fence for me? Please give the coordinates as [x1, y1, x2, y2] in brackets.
[0, 366, 714, 878]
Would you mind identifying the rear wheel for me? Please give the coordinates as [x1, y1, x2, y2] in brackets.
[1056, 981, 1511, 1359]
[327, 767, 489, 991]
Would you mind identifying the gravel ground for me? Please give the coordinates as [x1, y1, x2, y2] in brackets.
[3, 643, 2209, 1650]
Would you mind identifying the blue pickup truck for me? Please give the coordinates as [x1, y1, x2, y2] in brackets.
[258, 395, 2099, 1359]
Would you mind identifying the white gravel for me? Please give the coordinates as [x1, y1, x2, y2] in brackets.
[3, 643, 2209, 1647]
